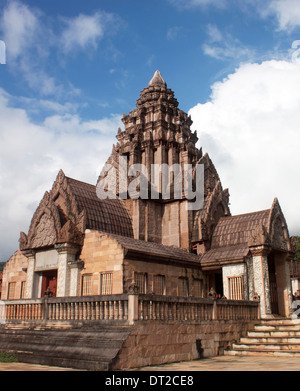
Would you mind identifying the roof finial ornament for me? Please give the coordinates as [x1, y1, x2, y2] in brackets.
[148, 70, 167, 87]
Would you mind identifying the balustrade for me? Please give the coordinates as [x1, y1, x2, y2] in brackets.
[2, 295, 259, 323]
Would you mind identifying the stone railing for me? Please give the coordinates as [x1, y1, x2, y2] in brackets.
[2, 294, 260, 324]
[3, 295, 129, 322]
[136, 295, 214, 321]
[135, 295, 260, 322]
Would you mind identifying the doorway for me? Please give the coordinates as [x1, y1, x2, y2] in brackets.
[268, 254, 279, 315]
[41, 270, 57, 297]
[207, 270, 223, 298]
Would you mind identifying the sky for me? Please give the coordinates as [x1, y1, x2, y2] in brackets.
[1, 0, 300, 261]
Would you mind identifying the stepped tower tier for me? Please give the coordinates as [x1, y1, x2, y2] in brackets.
[97, 70, 230, 251]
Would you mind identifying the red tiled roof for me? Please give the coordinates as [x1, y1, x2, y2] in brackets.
[200, 244, 250, 266]
[211, 210, 270, 248]
[66, 177, 134, 238]
[110, 234, 201, 265]
[200, 209, 271, 268]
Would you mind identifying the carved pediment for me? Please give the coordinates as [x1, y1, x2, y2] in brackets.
[192, 173, 231, 243]
[19, 170, 86, 251]
[268, 198, 291, 252]
[25, 192, 61, 249]
[57, 220, 84, 246]
[248, 224, 271, 248]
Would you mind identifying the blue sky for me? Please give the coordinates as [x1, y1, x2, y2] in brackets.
[1, 0, 300, 261]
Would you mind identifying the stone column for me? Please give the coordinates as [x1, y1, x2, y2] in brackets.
[55, 243, 80, 297]
[68, 260, 84, 297]
[251, 246, 272, 318]
[23, 250, 36, 299]
[275, 252, 293, 317]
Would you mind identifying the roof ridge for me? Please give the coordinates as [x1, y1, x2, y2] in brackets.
[65, 176, 96, 188]
[219, 209, 270, 220]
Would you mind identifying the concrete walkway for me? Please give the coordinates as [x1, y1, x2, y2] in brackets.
[1, 356, 300, 371]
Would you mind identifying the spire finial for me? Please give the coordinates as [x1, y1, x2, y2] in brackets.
[148, 70, 166, 87]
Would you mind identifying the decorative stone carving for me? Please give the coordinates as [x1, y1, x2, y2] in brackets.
[268, 198, 291, 252]
[248, 224, 271, 248]
[192, 154, 231, 244]
[57, 220, 84, 246]
[19, 170, 86, 251]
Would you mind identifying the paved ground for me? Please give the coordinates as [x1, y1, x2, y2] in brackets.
[1, 356, 300, 371]
[135, 356, 300, 371]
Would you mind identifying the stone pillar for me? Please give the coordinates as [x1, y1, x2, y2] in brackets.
[55, 243, 80, 297]
[23, 250, 36, 299]
[68, 260, 84, 297]
[128, 294, 139, 325]
[251, 246, 272, 318]
[275, 252, 293, 317]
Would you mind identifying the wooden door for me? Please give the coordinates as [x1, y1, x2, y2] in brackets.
[41, 270, 57, 297]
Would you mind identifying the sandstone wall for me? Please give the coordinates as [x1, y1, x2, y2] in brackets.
[1, 251, 28, 300]
[112, 319, 256, 369]
[124, 258, 206, 297]
[79, 231, 124, 295]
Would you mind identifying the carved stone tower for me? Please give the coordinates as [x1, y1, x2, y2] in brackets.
[98, 70, 230, 251]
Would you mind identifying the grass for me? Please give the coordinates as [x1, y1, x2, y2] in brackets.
[0, 351, 18, 363]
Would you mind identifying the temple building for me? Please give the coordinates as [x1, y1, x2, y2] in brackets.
[1, 71, 294, 319]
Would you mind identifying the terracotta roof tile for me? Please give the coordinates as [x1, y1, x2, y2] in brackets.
[211, 209, 270, 249]
[66, 177, 134, 238]
[200, 209, 271, 268]
[201, 244, 250, 265]
[110, 234, 200, 264]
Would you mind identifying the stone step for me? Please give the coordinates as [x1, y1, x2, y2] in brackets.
[247, 330, 300, 338]
[260, 319, 295, 326]
[0, 328, 130, 340]
[254, 324, 300, 332]
[0, 342, 121, 360]
[2, 349, 111, 371]
[0, 323, 133, 370]
[232, 342, 300, 351]
[240, 336, 300, 344]
[225, 349, 300, 357]
[0, 333, 123, 349]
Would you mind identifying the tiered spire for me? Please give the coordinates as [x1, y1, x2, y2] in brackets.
[148, 70, 167, 87]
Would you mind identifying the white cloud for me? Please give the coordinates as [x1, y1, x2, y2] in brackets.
[167, 26, 182, 40]
[0, 88, 121, 261]
[60, 12, 114, 54]
[0, 3, 118, 97]
[1, 1, 40, 60]
[264, 0, 300, 31]
[169, 0, 227, 9]
[203, 24, 255, 61]
[0, 1, 67, 96]
[189, 57, 300, 235]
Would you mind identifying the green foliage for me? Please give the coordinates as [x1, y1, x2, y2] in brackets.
[0, 351, 18, 363]
[294, 236, 300, 262]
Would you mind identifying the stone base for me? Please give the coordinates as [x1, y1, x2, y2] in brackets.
[112, 319, 257, 370]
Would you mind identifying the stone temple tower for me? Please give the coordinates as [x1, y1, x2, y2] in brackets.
[98, 70, 231, 252]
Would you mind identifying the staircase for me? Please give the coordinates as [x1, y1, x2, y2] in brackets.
[0, 321, 133, 370]
[225, 319, 300, 357]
